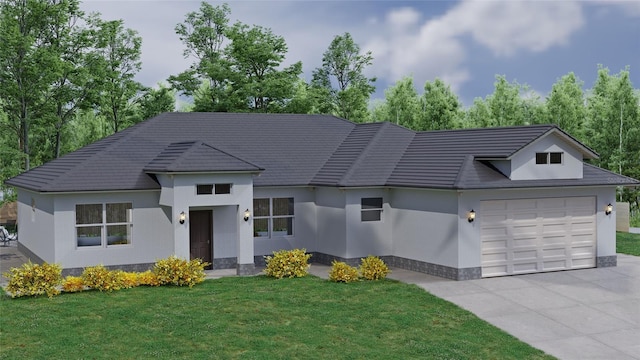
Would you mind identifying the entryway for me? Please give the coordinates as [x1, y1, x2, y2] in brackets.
[189, 209, 213, 269]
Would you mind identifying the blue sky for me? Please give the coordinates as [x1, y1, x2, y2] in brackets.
[82, 0, 640, 106]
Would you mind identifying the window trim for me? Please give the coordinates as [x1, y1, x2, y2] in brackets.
[535, 152, 563, 165]
[361, 197, 383, 222]
[253, 197, 294, 238]
[196, 183, 233, 195]
[75, 202, 133, 248]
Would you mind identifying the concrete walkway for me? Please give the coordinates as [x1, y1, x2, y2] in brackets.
[630, 227, 640, 234]
[2, 243, 639, 359]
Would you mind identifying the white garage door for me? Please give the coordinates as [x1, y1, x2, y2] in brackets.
[481, 197, 596, 277]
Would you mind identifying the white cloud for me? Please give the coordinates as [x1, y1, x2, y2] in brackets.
[364, 0, 586, 94]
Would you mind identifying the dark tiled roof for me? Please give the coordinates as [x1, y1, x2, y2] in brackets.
[144, 141, 263, 173]
[5, 113, 638, 193]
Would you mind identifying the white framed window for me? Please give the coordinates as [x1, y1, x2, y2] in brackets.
[253, 197, 294, 238]
[536, 152, 563, 164]
[76, 203, 132, 248]
[361, 197, 383, 222]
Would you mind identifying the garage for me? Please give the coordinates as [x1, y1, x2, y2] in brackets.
[480, 197, 596, 277]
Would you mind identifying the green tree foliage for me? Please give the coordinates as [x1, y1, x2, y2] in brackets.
[311, 32, 376, 122]
[168, 2, 232, 111]
[134, 85, 176, 121]
[417, 78, 462, 131]
[545, 72, 585, 137]
[226, 23, 303, 112]
[584, 66, 640, 206]
[370, 76, 419, 128]
[93, 18, 144, 133]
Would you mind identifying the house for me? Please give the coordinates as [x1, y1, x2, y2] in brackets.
[6, 113, 639, 279]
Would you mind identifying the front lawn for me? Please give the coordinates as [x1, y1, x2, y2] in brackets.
[0, 276, 553, 359]
[617, 231, 640, 256]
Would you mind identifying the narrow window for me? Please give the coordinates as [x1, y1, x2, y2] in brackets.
[361, 197, 383, 222]
[549, 152, 563, 164]
[196, 184, 213, 195]
[535, 152, 548, 164]
[214, 183, 232, 194]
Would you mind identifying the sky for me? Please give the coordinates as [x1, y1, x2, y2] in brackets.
[81, 0, 640, 106]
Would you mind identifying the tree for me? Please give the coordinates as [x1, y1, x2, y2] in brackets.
[135, 85, 176, 121]
[486, 75, 525, 127]
[226, 23, 302, 112]
[93, 18, 144, 133]
[463, 98, 492, 128]
[0, 0, 74, 170]
[312, 32, 376, 122]
[584, 66, 640, 201]
[168, 2, 232, 111]
[417, 78, 461, 130]
[546, 72, 585, 137]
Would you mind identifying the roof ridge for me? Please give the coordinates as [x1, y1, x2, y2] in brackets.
[198, 142, 265, 170]
[452, 155, 475, 189]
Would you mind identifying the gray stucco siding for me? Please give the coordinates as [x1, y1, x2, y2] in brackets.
[344, 189, 392, 258]
[17, 190, 55, 263]
[315, 187, 347, 258]
[391, 189, 460, 268]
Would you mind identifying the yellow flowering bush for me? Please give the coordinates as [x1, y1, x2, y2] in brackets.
[136, 270, 160, 286]
[264, 249, 311, 279]
[117, 271, 140, 289]
[62, 276, 85, 293]
[3, 261, 62, 298]
[152, 256, 208, 287]
[359, 256, 390, 280]
[81, 265, 124, 292]
[329, 261, 359, 283]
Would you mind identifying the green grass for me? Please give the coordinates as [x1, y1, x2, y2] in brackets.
[617, 231, 640, 256]
[0, 276, 553, 360]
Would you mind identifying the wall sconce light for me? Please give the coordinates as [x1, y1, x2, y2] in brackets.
[243, 209, 251, 222]
[605, 203, 613, 216]
[179, 211, 186, 224]
[468, 209, 476, 223]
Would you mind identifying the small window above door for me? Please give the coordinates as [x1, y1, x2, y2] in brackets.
[196, 183, 232, 195]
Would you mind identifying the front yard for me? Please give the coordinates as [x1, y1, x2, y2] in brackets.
[617, 231, 640, 256]
[0, 275, 553, 359]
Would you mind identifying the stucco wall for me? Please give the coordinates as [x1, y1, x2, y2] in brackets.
[458, 186, 617, 269]
[510, 133, 584, 180]
[344, 189, 392, 258]
[212, 205, 238, 259]
[252, 187, 317, 256]
[391, 188, 459, 267]
[52, 191, 172, 268]
[315, 187, 347, 257]
[16, 190, 55, 263]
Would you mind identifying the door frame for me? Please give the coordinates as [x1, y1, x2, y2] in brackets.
[189, 209, 213, 269]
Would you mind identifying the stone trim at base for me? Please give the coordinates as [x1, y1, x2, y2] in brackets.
[61, 263, 155, 277]
[237, 263, 255, 276]
[597, 255, 617, 268]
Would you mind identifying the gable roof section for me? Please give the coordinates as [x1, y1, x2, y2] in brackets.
[387, 125, 555, 188]
[144, 141, 263, 173]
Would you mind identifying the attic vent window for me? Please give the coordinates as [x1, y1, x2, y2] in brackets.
[536, 152, 563, 165]
[196, 184, 233, 195]
[361, 197, 383, 222]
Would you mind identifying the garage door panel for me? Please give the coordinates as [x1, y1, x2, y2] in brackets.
[481, 197, 596, 278]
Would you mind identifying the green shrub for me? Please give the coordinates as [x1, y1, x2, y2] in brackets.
[153, 255, 209, 287]
[81, 265, 124, 292]
[264, 249, 311, 279]
[328, 261, 359, 283]
[359, 256, 390, 280]
[3, 261, 62, 298]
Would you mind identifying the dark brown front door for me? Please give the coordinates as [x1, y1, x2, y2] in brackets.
[189, 210, 213, 269]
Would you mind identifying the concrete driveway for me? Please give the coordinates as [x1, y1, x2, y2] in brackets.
[385, 255, 640, 360]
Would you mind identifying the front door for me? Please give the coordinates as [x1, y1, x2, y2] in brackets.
[189, 210, 213, 269]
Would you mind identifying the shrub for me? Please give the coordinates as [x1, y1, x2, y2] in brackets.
[62, 276, 85, 293]
[359, 256, 390, 280]
[3, 261, 62, 298]
[264, 249, 311, 279]
[81, 265, 124, 292]
[137, 270, 160, 286]
[153, 256, 208, 287]
[117, 271, 140, 289]
[328, 261, 359, 283]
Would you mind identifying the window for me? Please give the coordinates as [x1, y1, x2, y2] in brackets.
[361, 197, 383, 222]
[253, 197, 294, 238]
[197, 183, 232, 195]
[76, 203, 132, 247]
[536, 152, 563, 165]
